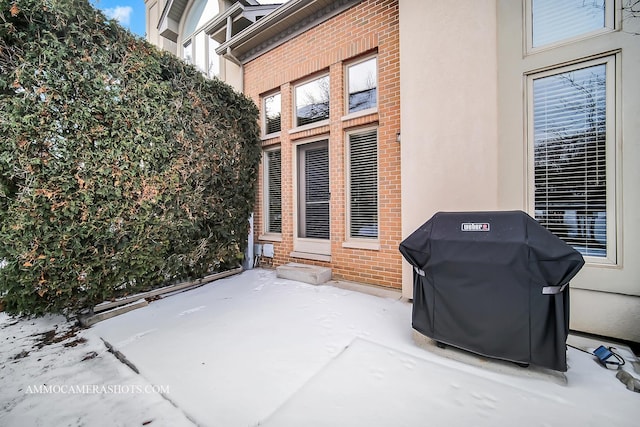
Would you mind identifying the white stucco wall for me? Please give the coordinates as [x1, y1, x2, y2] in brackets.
[146, 0, 160, 44]
[145, 0, 178, 54]
[225, 61, 243, 92]
[399, 0, 499, 297]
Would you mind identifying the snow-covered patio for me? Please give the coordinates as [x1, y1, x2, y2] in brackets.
[2, 268, 639, 426]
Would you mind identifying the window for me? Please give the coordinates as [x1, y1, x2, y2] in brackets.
[181, 0, 221, 76]
[194, 32, 207, 74]
[295, 75, 330, 127]
[264, 93, 281, 136]
[527, 0, 614, 51]
[297, 141, 330, 240]
[183, 40, 193, 64]
[208, 37, 220, 78]
[346, 57, 377, 114]
[182, 34, 219, 77]
[264, 149, 282, 234]
[529, 57, 615, 260]
[347, 129, 378, 239]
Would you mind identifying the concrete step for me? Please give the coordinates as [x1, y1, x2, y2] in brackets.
[276, 262, 332, 285]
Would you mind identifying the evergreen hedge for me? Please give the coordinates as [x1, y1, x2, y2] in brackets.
[0, 0, 261, 315]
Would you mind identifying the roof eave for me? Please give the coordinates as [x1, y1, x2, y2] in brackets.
[216, 0, 362, 63]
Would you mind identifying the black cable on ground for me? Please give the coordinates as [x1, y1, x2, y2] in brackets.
[567, 343, 593, 355]
[567, 343, 626, 368]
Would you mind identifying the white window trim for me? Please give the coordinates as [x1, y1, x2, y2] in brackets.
[341, 110, 379, 122]
[262, 146, 282, 239]
[259, 234, 283, 242]
[344, 126, 380, 249]
[523, 0, 618, 55]
[525, 54, 619, 265]
[344, 55, 379, 119]
[288, 120, 330, 135]
[262, 91, 282, 138]
[291, 73, 330, 132]
[292, 137, 331, 256]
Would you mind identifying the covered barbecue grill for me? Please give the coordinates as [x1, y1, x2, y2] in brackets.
[399, 211, 584, 371]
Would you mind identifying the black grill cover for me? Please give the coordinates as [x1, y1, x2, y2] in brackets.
[399, 211, 585, 371]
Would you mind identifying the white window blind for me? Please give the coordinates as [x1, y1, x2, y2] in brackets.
[532, 0, 607, 48]
[533, 63, 608, 257]
[298, 142, 330, 239]
[348, 130, 378, 239]
[265, 150, 281, 234]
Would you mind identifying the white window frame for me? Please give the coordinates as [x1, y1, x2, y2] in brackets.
[262, 91, 282, 138]
[343, 127, 380, 250]
[292, 138, 331, 257]
[525, 54, 619, 265]
[343, 55, 378, 120]
[261, 147, 282, 241]
[524, 0, 618, 55]
[292, 74, 330, 132]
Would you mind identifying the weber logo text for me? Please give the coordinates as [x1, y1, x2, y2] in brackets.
[461, 222, 490, 232]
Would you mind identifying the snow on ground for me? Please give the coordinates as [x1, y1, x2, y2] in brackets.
[93, 268, 639, 426]
[0, 313, 194, 426]
[2, 268, 639, 426]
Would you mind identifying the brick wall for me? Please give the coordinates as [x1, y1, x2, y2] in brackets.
[245, 0, 401, 289]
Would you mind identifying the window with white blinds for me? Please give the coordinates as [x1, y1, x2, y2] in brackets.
[264, 93, 281, 136]
[264, 149, 281, 234]
[348, 129, 378, 239]
[298, 141, 330, 240]
[531, 59, 613, 258]
[529, 0, 613, 49]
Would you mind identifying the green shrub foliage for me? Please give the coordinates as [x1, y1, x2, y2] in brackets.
[0, 0, 261, 315]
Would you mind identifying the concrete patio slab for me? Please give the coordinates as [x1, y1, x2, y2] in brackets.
[90, 268, 640, 427]
[261, 338, 610, 427]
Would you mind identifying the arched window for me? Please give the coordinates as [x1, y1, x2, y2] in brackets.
[182, 0, 220, 78]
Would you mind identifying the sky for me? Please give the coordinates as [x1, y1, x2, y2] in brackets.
[93, 0, 147, 37]
[92, 0, 286, 38]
